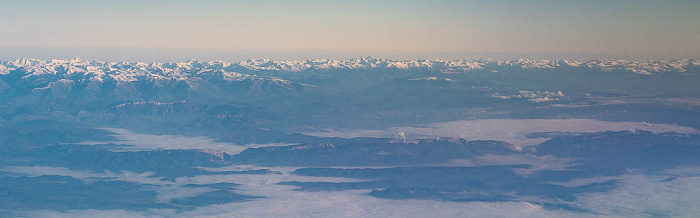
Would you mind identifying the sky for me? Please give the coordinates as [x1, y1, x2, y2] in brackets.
[0, 0, 698, 61]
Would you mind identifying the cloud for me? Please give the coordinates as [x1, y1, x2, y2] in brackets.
[20, 170, 587, 218]
[174, 191, 584, 218]
[306, 119, 700, 147]
[5, 165, 587, 218]
[444, 154, 578, 177]
[573, 175, 700, 217]
[543, 97, 700, 110]
[0, 166, 166, 185]
[0, 166, 207, 204]
[155, 187, 214, 203]
[547, 176, 621, 188]
[492, 90, 565, 102]
[25, 209, 155, 218]
[16, 164, 700, 217]
[664, 166, 700, 176]
[78, 128, 294, 155]
[8, 163, 700, 217]
[25, 199, 586, 218]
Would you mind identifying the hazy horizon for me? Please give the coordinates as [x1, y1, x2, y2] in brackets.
[1, 0, 698, 62]
[0, 47, 696, 63]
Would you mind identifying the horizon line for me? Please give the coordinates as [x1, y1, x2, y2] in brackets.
[2, 56, 697, 64]
[0, 47, 697, 63]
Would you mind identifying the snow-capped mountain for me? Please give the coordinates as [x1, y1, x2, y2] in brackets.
[0, 58, 303, 102]
[1, 57, 698, 137]
[1, 58, 269, 82]
[237, 57, 698, 74]
[1, 57, 697, 78]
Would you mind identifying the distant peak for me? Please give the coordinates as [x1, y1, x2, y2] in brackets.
[1, 57, 696, 75]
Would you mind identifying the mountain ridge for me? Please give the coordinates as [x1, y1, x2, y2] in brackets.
[1, 57, 697, 77]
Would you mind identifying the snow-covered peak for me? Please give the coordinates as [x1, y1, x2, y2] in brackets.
[0, 58, 289, 84]
[230, 57, 695, 74]
[1, 58, 696, 79]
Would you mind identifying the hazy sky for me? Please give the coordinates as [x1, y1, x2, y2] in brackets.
[0, 0, 698, 61]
